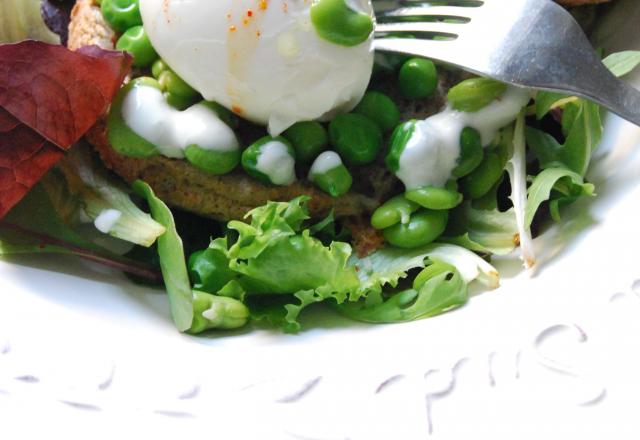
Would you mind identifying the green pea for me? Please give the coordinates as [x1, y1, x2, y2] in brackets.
[107, 77, 160, 158]
[151, 59, 169, 78]
[158, 71, 198, 110]
[184, 145, 240, 175]
[329, 113, 382, 165]
[309, 152, 352, 197]
[447, 77, 508, 112]
[152, 59, 199, 110]
[101, 0, 142, 33]
[405, 186, 463, 210]
[310, 0, 374, 47]
[452, 127, 484, 178]
[398, 58, 438, 100]
[115, 25, 158, 67]
[459, 152, 504, 199]
[383, 209, 448, 248]
[157, 69, 196, 100]
[371, 195, 419, 230]
[189, 291, 249, 333]
[188, 248, 236, 295]
[241, 136, 296, 185]
[386, 120, 419, 173]
[282, 121, 328, 164]
[373, 34, 415, 75]
[353, 91, 401, 133]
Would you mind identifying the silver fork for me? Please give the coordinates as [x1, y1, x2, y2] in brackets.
[374, 0, 640, 126]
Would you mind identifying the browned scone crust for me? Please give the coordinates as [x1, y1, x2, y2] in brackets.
[68, 0, 115, 51]
[87, 121, 384, 220]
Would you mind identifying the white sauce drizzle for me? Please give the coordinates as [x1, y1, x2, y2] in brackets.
[396, 87, 530, 189]
[309, 151, 343, 179]
[256, 141, 297, 186]
[121, 85, 239, 159]
[202, 307, 219, 322]
[94, 209, 122, 234]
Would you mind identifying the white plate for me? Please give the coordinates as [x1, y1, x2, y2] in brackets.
[2, 3, 640, 439]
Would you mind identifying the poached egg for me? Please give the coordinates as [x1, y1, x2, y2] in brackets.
[140, 0, 375, 135]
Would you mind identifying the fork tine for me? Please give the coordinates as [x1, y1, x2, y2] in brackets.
[373, 37, 461, 67]
[375, 21, 466, 37]
[377, 6, 476, 20]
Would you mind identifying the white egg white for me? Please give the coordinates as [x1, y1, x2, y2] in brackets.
[140, 0, 375, 135]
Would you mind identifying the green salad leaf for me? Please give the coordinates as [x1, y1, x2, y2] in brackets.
[525, 127, 563, 168]
[208, 196, 359, 332]
[530, 98, 602, 176]
[2, 184, 102, 251]
[0, 0, 60, 44]
[55, 147, 165, 247]
[444, 204, 519, 256]
[0, 184, 162, 282]
[506, 112, 535, 267]
[524, 167, 595, 229]
[350, 242, 500, 294]
[535, 92, 577, 121]
[562, 100, 602, 176]
[133, 180, 193, 332]
[337, 259, 467, 323]
[602, 50, 640, 77]
[535, 50, 640, 120]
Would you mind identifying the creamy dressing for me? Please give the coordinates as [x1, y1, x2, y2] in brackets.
[309, 151, 343, 178]
[396, 87, 530, 189]
[256, 141, 297, 186]
[202, 307, 219, 322]
[94, 209, 122, 234]
[121, 85, 239, 159]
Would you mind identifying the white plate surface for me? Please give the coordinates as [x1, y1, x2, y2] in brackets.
[1, 2, 640, 439]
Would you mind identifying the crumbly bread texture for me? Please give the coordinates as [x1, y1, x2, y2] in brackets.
[86, 119, 385, 220]
[68, 0, 115, 51]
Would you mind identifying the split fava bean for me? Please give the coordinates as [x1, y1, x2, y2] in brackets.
[447, 77, 508, 113]
[310, 0, 374, 47]
[383, 209, 448, 249]
[452, 126, 484, 178]
[459, 151, 504, 199]
[308, 151, 353, 197]
[242, 136, 297, 186]
[371, 194, 420, 230]
[185, 145, 240, 175]
[405, 185, 463, 210]
[107, 77, 240, 175]
[107, 77, 160, 158]
[386, 120, 419, 173]
[189, 291, 249, 333]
